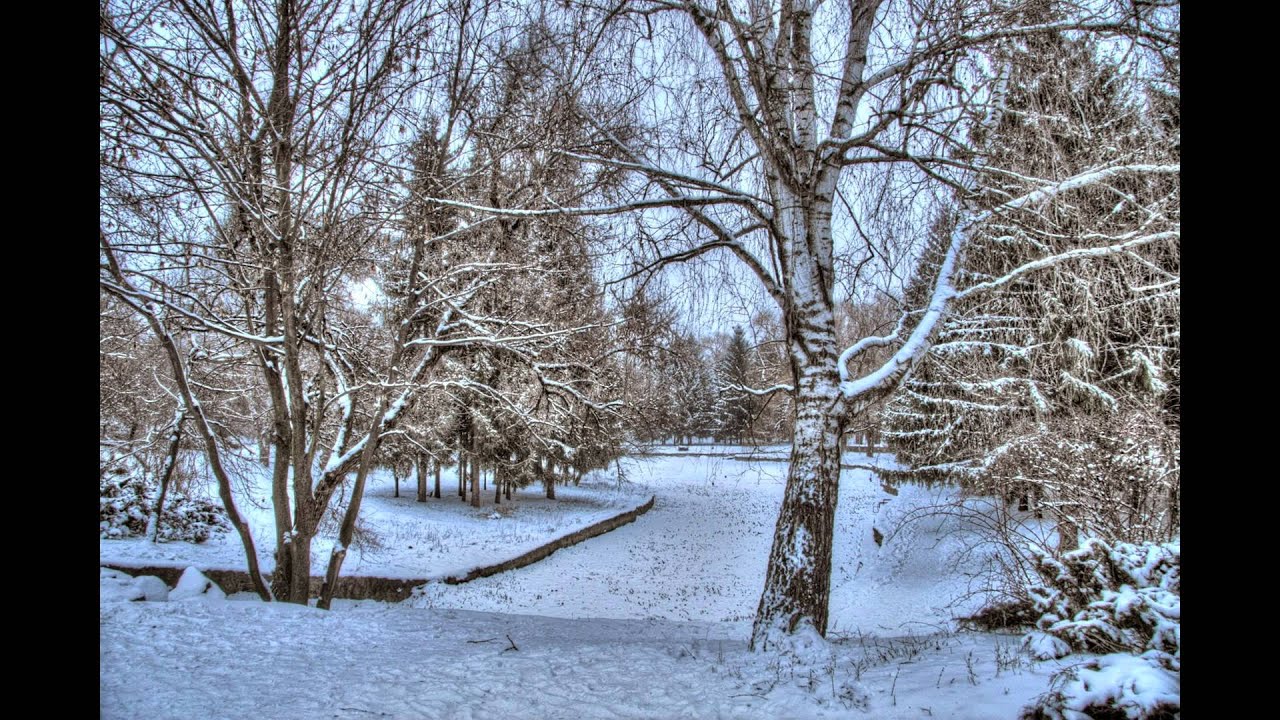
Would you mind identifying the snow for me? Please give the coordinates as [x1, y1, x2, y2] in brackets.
[101, 456, 652, 582]
[100, 451, 1093, 717]
[170, 567, 226, 602]
[406, 453, 985, 630]
[102, 597, 1063, 719]
[100, 567, 170, 603]
[1045, 653, 1180, 719]
[1024, 630, 1071, 660]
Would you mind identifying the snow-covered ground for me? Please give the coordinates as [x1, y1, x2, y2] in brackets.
[101, 451, 1066, 718]
[101, 598, 1062, 719]
[414, 453, 987, 632]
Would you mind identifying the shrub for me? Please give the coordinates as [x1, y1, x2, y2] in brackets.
[100, 451, 229, 543]
[1021, 538, 1179, 719]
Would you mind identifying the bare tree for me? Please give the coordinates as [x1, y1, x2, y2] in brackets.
[101, 0, 631, 604]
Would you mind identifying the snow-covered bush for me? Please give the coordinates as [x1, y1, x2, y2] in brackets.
[1026, 539, 1178, 658]
[100, 452, 229, 543]
[1022, 652, 1179, 720]
[1021, 538, 1179, 719]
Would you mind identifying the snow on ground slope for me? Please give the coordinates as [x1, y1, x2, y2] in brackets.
[101, 595, 1063, 719]
[414, 453, 989, 634]
[100, 454, 651, 580]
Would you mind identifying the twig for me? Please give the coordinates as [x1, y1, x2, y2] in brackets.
[504, 633, 519, 652]
[466, 638, 499, 644]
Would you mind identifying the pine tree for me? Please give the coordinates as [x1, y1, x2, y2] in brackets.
[882, 4, 1180, 547]
[713, 326, 757, 444]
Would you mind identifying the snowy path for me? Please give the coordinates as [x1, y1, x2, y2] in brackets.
[414, 454, 983, 634]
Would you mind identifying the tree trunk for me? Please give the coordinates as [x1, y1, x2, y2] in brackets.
[102, 234, 272, 602]
[1057, 512, 1079, 553]
[458, 451, 467, 500]
[750, 380, 845, 650]
[394, 468, 400, 498]
[288, 530, 312, 603]
[149, 416, 185, 542]
[749, 232, 846, 649]
[470, 445, 481, 508]
[416, 454, 428, 503]
[434, 461, 442, 499]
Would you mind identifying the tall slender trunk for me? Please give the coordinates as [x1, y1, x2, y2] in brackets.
[258, 429, 271, 467]
[749, 191, 847, 648]
[317, 388, 394, 609]
[470, 446, 481, 509]
[417, 454, 428, 502]
[434, 461, 442, 499]
[543, 456, 555, 499]
[458, 453, 467, 500]
[149, 414, 185, 542]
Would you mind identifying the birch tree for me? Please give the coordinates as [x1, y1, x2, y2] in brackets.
[508, 0, 1179, 649]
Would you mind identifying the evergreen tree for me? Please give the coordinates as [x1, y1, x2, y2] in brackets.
[882, 3, 1179, 548]
[713, 326, 757, 444]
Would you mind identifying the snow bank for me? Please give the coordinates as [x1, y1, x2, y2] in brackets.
[101, 567, 170, 603]
[169, 567, 226, 602]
